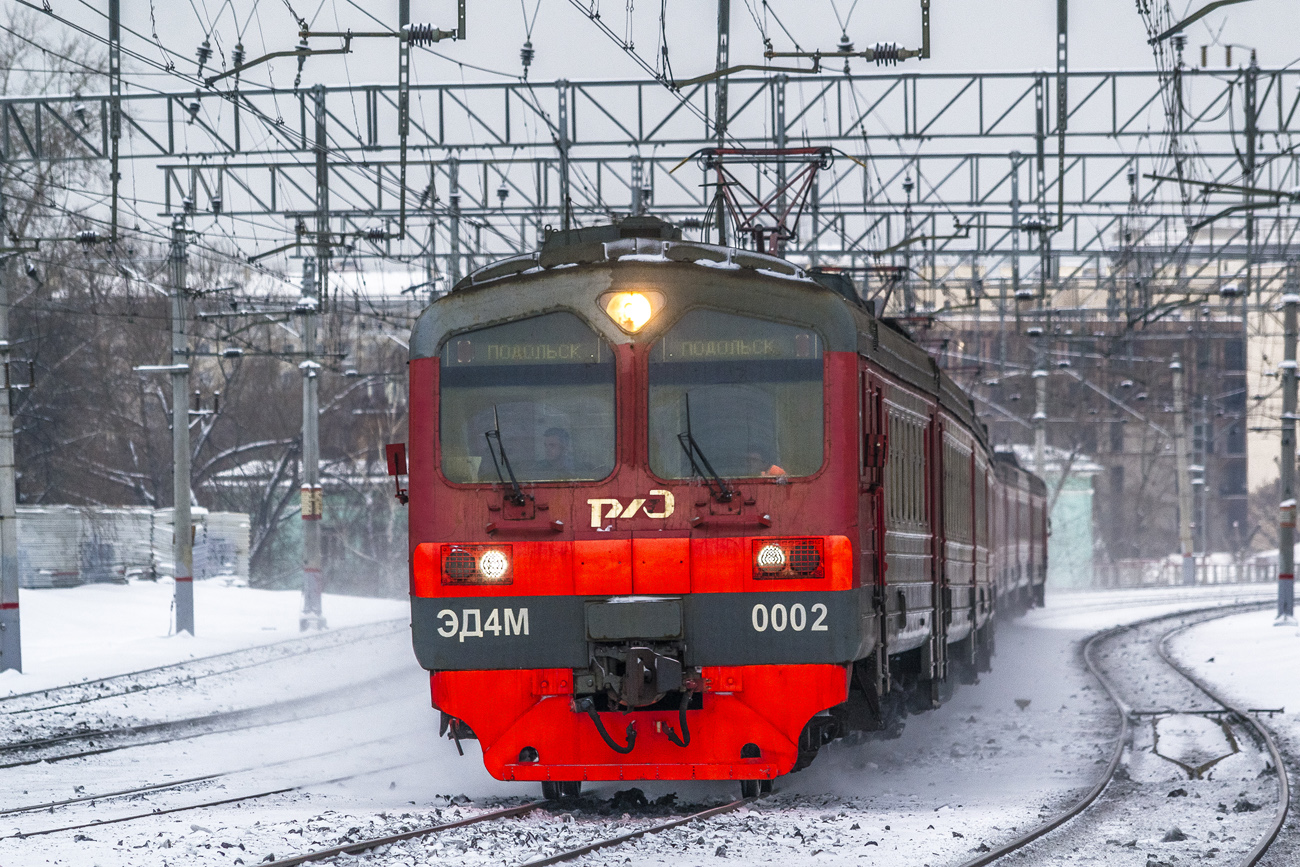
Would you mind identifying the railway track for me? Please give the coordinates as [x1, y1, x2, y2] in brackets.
[956, 602, 1289, 867]
[0, 667, 415, 768]
[249, 796, 755, 867]
[5, 753, 430, 840]
[0, 618, 406, 717]
[0, 730, 413, 819]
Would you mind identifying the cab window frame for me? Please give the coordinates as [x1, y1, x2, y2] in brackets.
[435, 310, 620, 487]
[644, 306, 829, 484]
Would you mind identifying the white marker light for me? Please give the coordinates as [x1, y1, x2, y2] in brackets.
[756, 543, 787, 574]
[478, 549, 510, 581]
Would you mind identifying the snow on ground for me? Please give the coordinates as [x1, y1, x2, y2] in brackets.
[1171, 606, 1300, 867]
[0, 582, 1284, 867]
[0, 579, 408, 695]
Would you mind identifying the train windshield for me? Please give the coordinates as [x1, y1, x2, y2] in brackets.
[648, 309, 824, 480]
[439, 312, 616, 483]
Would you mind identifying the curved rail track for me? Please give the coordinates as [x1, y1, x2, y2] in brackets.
[956, 602, 1289, 867]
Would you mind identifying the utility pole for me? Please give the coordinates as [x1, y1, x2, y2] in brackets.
[299, 86, 329, 632]
[1277, 291, 1298, 624]
[170, 216, 194, 634]
[557, 83, 571, 232]
[449, 156, 461, 286]
[1171, 355, 1195, 586]
[1032, 360, 1048, 475]
[108, 0, 122, 240]
[1003, 152, 1022, 373]
[299, 257, 325, 630]
[1055, 0, 1067, 228]
[713, 0, 730, 246]
[0, 181, 20, 672]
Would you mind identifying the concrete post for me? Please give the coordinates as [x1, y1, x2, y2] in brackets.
[449, 157, 461, 287]
[0, 186, 20, 670]
[300, 88, 329, 632]
[1032, 361, 1048, 475]
[1171, 355, 1195, 586]
[1277, 292, 1298, 623]
[299, 349, 324, 627]
[170, 217, 194, 633]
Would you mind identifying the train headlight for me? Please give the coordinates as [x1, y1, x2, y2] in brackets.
[441, 544, 513, 585]
[752, 538, 825, 580]
[477, 549, 511, 581]
[600, 290, 664, 333]
[756, 543, 787, 574]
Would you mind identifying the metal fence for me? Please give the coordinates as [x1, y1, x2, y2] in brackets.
[18, 506, 250, 589]
[1097, 556, 1276, 588]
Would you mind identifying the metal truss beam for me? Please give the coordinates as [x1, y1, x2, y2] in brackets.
[6, 68, 1299, 311]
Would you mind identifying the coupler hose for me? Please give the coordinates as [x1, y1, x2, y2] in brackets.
[665, 692, 692, 748]
[576, 697, 636, 754]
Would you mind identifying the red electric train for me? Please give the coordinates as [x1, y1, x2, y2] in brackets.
[390, 216, 1047, 798]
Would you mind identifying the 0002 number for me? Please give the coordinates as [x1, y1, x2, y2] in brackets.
[751, 602, 828, 633]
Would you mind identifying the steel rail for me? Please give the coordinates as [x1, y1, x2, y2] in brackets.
[0, 730, 415, 817]
[0, 618, 405, 714]
[1157, 623, 1291, 866]
[0, 673, 412, 768]
[6, 757, 431, 840]
[955, 601, 1274, 867]
[516, 797, 755, 866]
[257, 801, 545, 867]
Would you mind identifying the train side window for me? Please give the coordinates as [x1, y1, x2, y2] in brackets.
[438, 312, 616, 483]
[648, 310, 824, 480]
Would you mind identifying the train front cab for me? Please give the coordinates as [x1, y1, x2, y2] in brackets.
[406, 254, 876, 789]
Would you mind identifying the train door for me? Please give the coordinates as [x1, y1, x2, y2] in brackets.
[973, 455, 990, 628]
[941, 429, 975, 646]
[881, 388, 934, 661]
[926, 413, 947, 681]
[860, 367, 888, 688]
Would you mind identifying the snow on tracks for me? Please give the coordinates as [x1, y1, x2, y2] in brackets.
[967, 602, 1287, 867]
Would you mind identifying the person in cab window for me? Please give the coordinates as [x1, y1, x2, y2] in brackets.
[745, 448, 787, 479]
[538, 427, 574, 479]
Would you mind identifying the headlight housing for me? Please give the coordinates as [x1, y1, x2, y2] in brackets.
[441, 544, 513, 585]
[751, 538, 824, 579]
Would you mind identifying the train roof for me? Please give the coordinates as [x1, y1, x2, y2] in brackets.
[412, 217, 1019, 468]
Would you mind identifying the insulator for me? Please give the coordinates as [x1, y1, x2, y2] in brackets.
[232, 42, 245, 69]
[366, 226, 388, 242]
[837, 33, 853, 54]
[520, 40, 535, 69]
[24, 262, 39, 281]
[73, 101, 88, 127]
[294, 37, 309, 90]
[196, 38, 212, 73]
[187, 99, 201, 123]
[210, 195, 223, 215]
[873, 43, 900, 66]
[497, 184, 509, 204]
[76, 230, 100, 245]
[407, 24, 451, 47]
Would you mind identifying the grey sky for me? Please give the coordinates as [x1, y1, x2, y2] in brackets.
[102, 0, 1299, 95]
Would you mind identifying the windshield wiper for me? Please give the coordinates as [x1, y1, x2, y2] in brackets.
[677, 393, 735, 503]
[484, 406, 527, 505]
